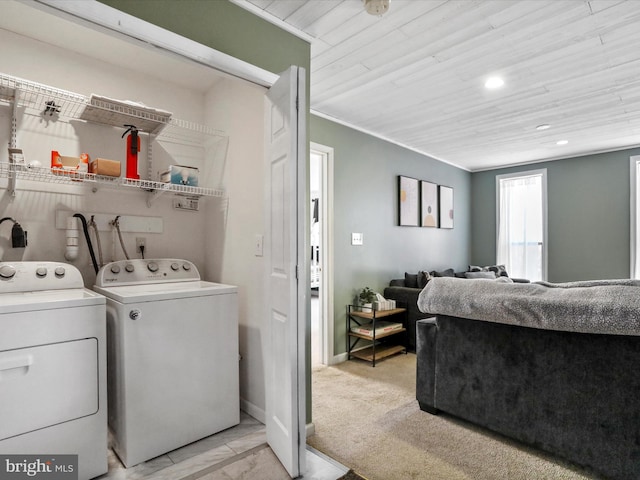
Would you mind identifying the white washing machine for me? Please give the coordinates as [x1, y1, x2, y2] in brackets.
[94, 258, 239, 468]
[0, 261, 107, 480]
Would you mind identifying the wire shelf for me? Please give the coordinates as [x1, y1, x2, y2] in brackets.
[0, 72, 229, 199]
[0, 162, 225, 198]
[0, 72, 228, 141]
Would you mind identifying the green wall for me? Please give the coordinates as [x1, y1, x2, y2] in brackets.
[98, 0, 309, 76]
[471, 147, 640, 282]
[311, 115, 471, 355]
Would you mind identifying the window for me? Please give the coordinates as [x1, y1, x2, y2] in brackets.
[631, 156, 640, 278]
[496, 170, 547, 281]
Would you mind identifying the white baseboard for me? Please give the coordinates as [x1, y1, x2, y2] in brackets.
[240, 398, 265, 424]
[306, 422, 315, 438]
[330, 352, 348, 364]
[241, 398, 315, 440]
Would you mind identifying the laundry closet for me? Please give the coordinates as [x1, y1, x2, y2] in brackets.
[0, 1, 298, 478]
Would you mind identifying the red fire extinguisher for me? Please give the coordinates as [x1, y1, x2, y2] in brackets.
[122, 124, 140, 180]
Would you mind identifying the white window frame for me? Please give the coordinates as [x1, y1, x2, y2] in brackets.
[630, 156, 640, 278]
[496, 169, 548, 281]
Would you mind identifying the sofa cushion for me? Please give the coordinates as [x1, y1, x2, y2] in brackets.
[417, 270, 431, 289]
[432, 268, 455, 278]
[404, 272, 419, 288]
[470, 264, 509, 277]
[465, 271, 497, 279]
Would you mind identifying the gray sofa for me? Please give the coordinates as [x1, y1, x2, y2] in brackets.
[383, 267, 527, 350]
[415, 278, 640, 480]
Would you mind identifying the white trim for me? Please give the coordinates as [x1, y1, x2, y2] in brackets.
[332, 352, 349, 364]
[310, 142, 335, 366]
[28, 0, 279, 87]
[630, 156, 640, 278]
[305, 423, 315, 438]
[495, 169, 548, 282]
[474, 144, 640, 173]
[240, 398, 265, 424]
[228, 0, 314, 44]
[310, 110, 470, 172]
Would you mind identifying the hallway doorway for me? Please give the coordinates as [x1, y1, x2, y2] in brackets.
[310, 143, 334, 367]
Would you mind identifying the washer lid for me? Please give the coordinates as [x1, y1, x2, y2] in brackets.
[93, 280, 237, 303]
[0, 288, 105, 314]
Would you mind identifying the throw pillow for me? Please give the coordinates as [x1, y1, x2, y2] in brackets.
[417, 270, 431, 289]
[404, 272, 419, 288]
[468, 265, 489, 272]
[487, 264, 509, 277]
[433, 268, 455, 277]
[465, 271, 497, 279]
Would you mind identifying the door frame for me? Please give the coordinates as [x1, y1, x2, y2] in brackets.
[310, 142, 335, 365]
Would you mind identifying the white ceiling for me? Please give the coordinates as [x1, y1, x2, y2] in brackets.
[239, 0, 640, 171]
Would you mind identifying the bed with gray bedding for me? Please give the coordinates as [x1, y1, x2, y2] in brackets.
[415, 277, 640, 480]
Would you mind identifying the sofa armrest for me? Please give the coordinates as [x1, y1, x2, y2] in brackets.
[389, 278, 405, 287]
[416, 318, 439, 414]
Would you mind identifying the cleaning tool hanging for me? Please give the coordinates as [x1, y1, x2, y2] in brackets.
[122, 124, 140, 180]
[73, 213, 99, 274]
[0, 217, 27, 248]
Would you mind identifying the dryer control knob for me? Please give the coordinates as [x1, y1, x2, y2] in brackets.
[171, 263, 180, 271]
[129, 309, 141, 321]
[54, 266, 66, 278]
[110, 265, 121, 274]
[125, 264, 135, 273]
[182, 263, 191, 271]
[0, 265, 16, 279]
[147, 262, 159, 272]
[36, 267, 47, 278]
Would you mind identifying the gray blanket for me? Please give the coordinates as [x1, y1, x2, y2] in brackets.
[417, 277, 640, 335]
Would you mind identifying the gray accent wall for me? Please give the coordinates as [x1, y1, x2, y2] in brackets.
[471, 147, 640, 282]
[311, 115, 471, 355]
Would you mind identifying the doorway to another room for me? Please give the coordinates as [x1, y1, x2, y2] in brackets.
[310, 143, 334, 367]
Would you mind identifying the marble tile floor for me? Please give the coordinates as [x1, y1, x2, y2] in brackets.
[97, 412, 347, 480]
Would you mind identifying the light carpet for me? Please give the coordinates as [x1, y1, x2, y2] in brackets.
[308, 353, 602, 480]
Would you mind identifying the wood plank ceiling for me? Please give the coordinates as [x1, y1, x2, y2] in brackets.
[241, 0, 640, 171]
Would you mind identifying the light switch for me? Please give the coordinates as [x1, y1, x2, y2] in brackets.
[254, 234, 264, 256]
[351, 233, 363, 246]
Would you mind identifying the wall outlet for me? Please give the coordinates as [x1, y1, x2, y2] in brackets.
[351, 232, 363, 245]
[136, 237, 146, 253]
[173, 197, 199, 211]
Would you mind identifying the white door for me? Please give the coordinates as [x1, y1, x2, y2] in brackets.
[264, 66, 307, 478]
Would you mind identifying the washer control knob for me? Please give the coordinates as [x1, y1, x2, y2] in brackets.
[125, 263, 135, 273]
[129, 309, 141, 321]
[171, 263, 180, 271]
[110, 265, 121, 274]
[182, 263, 191, 271]
[36, 267, 47, 278]
[54, 266, 66, 278]
[147, 262, 159, 273]
[0, 265, 16, 279]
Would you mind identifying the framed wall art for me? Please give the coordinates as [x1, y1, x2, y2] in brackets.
[420, 181, 438, 227]
[398, 175, 419, 226]
[439, 185, 454, 229]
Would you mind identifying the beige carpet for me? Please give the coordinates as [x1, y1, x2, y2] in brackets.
[308, 353, 602, 480]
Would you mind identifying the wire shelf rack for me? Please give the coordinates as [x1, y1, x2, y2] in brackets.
[0, 162, 225, 198]
[0, 72, 227, 140]
[0, 72, 228, 199]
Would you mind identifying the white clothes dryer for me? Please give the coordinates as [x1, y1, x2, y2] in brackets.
[94, 259, 239, 468]
[0, 261, 107, 480]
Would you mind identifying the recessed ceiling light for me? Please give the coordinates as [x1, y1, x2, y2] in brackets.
[556, 140, 568, 145]
[484, 76, 504, 89]
[536, 124, 551, 130]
